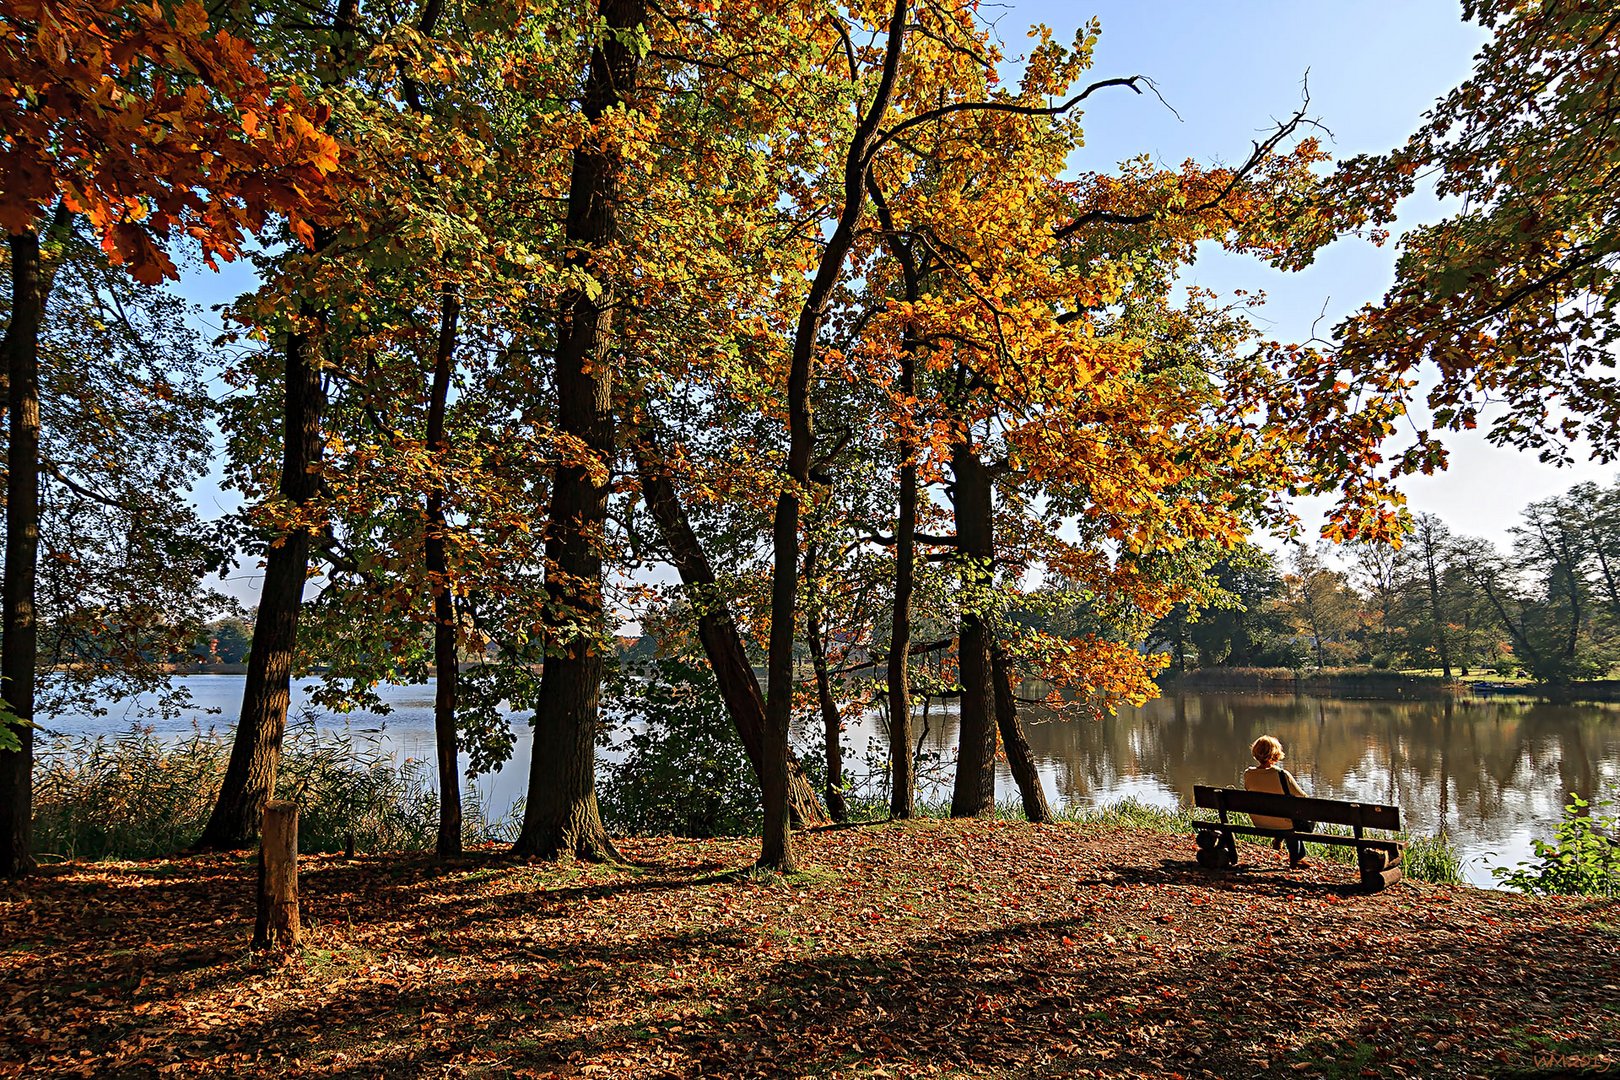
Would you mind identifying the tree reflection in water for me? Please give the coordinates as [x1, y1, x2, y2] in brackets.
[859, 692, 1620, 886]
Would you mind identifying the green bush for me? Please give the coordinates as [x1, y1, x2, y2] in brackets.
[596, 658, 761, 838]
[1495, 794, 1620, 897]
[32, 720, 447, 860]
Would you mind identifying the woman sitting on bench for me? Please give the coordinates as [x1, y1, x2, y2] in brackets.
[1243, 735, 1311, 869]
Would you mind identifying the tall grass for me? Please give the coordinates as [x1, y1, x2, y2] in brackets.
[31, 720, 506, 861]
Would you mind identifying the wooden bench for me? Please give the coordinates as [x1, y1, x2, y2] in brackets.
[1190, 785, 1406, 891]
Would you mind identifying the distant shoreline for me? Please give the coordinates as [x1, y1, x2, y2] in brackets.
[1159, 667, 1620, 704]
[159, 663, 489, 677]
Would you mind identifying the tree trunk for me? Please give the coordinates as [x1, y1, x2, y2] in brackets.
[868, 168, 923, 822]
[195, 0, 357, 849]
[992, 644, 1051, 823]
[253, 800, 301, 950]
[513, 0, 645, 861]
[761, 0, 909, 871]
[949, 442, 997, 818]
[0, 231, 44, 878]
[886, 343, 918, 821]
[633, 443, 826, 825]
[1424, 545, 1453, 678]
[804, 581, 848, 823]
[195, 299, 326, 851]
[426, 290, 462, 856]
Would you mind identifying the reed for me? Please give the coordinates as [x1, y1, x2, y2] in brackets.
[30, 720, 477, 861]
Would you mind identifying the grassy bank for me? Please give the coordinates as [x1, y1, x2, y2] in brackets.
[1160, 667, 1469, 698]
[1159, 665, 1620, 704]
[847, 796, 1466, 886]
[1, 820, 1613, 1079]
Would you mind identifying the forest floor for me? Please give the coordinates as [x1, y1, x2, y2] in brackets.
[2, 819, 1616, 1079]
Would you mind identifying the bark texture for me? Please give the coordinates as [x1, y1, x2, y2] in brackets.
[885, 326, 918, 821]
[949, 443, 997, 818]
[427, 291, 462, 856]
[195, 300, 326, 851]
[253, 800, 301, 950]
[0, 230, 44, 878]
[635, 445, 827, 826]
[513, 0, 645, 861]
[992, 644, 1051, 823]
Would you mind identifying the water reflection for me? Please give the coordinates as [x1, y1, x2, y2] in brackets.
[886, 692, 1620, 885]
[44, 677, 1620, 887]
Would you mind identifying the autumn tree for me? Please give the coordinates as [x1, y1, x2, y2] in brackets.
[1323, 2, 1620, 500]
[0, 234, 228, 703]
[1350, 538, 1405, 663]
[503, 0, 650, 861]
[0, 0, 337, 873]
[849, 66, 1359, 818]
[1278, 545, 1362, 668]
[1405, 513, 1458, 675]
[263, 0, 545, 857]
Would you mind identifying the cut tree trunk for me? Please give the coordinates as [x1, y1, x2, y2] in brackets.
[992, 644, 1051, 823]
[253, 800, 301, 950]
[513, 0, 645, 861]
[949, 442, 997, 818]
[426, 290, 462, 856]
[634, 443, 826, 826]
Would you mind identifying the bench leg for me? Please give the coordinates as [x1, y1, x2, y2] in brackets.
[1358, 847, 1403, 891]
[1194, 829, 1238, 869]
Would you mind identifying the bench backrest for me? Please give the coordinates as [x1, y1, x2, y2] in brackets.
[1191, 785, 1401, 831]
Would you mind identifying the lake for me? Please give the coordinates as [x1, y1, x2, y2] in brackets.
[40, 676, 1620, 887]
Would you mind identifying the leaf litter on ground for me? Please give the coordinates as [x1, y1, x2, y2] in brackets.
[0, 819, 1615, 1078]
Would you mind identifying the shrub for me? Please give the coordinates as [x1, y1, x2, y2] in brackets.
[596, 658, 761, 838]
[1495, 794, 1620, 897]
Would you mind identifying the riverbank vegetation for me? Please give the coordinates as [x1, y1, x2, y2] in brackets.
[4, 0, 1620, 896]
[2, 821, 1614, 1078]
[1149, 481, 1620, 690]
[31, 721, 1478, 885]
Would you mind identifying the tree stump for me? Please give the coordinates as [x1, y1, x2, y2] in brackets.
[254, 800, 301, 950]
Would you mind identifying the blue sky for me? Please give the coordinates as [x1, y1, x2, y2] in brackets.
[1003, 1, 1612, 547]
[186, 3, 1607, 604]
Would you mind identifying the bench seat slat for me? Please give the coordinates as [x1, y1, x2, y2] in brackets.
[1192, 784, 1401, 831]
[1188, 822, 1404, 851]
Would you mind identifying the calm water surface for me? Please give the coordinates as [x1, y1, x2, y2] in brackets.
[44, 677, 1620, 887]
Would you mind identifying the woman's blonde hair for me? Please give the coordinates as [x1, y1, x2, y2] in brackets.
[1251, 735, 1285, 765]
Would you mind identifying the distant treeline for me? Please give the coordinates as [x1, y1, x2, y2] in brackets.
[1152, 478, 1620, 685]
